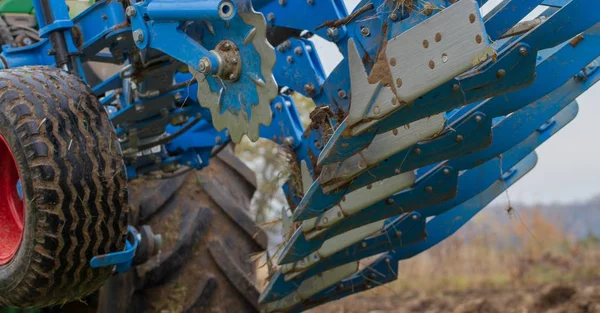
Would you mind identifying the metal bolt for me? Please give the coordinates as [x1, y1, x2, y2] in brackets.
[443, 168, 450, 175]
[337, 89, 347, 99]
[126, 6, 137, 17]
[412, 214, 419, 220]
[286, 56, 294, 64]
[223, 42, 231, 50]
[132, 29, 144, 42]
[386, 198, 394, 205]
[423, 2, 435, 16]
[274, 102, 283, 111]
[284, 137, 295, 146]
[322, 217, 329, 224]
[154, 234, 163, 251]
[218, 1, 234, 19]
[199, 57, 212, 74]
[304, 83, 317, 97]
[455, 134, 464, 142]
[279, 0, 287, 5]
[307, 0, 314, 4]
[134, 104, 144, 113]
[228, 73, 236, 80]
[475, 115, 482, 123]
[452, 84, 460, 92]
[496, 69, 506, 78]
[413, 147, 422, 155]
[390, 13, 398, 21]
[360, 27, 371, 37]
[326, 27, 339, 39]
[361, 242, 367, 248]
[171, 115, 188, 126]
[294, 47, 303, 56]
[519, 46, 528, 56]
[425, 186, 433, 193]
[215, 136, 222, 144]
[314, 141, 322, 149]
[267, 12, 275, 22]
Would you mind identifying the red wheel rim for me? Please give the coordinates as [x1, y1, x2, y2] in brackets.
[0, 134, 24, 265]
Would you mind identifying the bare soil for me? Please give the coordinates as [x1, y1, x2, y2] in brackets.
[308, 282, 600, 313]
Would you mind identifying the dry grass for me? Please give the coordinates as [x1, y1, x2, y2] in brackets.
[254, 206, 600, 295]
[369, 207, 600, 295]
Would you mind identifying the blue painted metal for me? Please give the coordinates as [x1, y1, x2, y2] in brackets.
[483, 0, 545, 40]
[257, 0, 348, 43]
[15, 179, 22, 200]
[290, 98, 581, 308]
[145, 0, 234, 21]
[293, 112, 493, 222]
[279, 94, 580, 308]
[90, 226, 139, 273]
[262, 85, 585, 306]
[72, 1, 130, 62]
[128, 1, 220, 72]
[279, 165, 457, 264]
[316, 0, 600, 166]
[3, 0, 600, 309]
[280, 54, 600, 263]
[284, 151, 539, 312]
[274, 38, 326, 102]
[318, 40, 537, 165]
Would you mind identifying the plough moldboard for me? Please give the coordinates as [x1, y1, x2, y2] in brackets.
[0, 0, 597, 312]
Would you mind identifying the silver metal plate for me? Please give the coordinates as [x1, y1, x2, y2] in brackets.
[320, 113, 446, 185]
[262, 262, 358, 312]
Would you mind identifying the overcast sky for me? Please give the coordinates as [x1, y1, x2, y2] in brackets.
[312, 0, 600, 204]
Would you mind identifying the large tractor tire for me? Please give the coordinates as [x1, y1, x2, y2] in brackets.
[0, 67, 129, 307]
[105, 148, 267, 313]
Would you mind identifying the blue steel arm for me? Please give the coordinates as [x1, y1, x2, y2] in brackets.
[296, 99, 576, 309]
[292, 19, 600, 222]
[275, 98, 580, 309]
[287, 152, 540, 312]
[261, 96, 583, 303]
[316, 0, 600, 166]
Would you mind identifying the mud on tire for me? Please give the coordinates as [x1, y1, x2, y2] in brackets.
[113, 148, 266, 313]
[0, 66, 129, 307]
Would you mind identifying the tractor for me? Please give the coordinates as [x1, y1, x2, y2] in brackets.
[0, 0, 598, 312]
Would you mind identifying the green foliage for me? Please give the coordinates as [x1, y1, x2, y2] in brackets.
[0, 0, 94, 19]
[0, 0, 34, 14]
